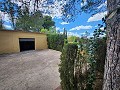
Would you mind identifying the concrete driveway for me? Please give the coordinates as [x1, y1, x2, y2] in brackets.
[0, 49, 61, 90]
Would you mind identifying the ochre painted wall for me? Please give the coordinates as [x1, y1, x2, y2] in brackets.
[0, 30, 48, 54]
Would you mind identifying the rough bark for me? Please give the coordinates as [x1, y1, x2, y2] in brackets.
[103, 0, 120, 90]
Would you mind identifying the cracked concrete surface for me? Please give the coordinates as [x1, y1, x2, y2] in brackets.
[0, 49, 61, 90]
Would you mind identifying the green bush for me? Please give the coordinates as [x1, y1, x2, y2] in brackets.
[58, 23, 106, 90]
[59, 43, 78, 90]
[47, 34, 65, 51]
[59, 37, 106, 90]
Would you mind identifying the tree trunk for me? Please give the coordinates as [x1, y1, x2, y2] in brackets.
[103, 0, 120, 90]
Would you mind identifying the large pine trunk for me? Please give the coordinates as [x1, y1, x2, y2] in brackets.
[103, 0, 120, 90]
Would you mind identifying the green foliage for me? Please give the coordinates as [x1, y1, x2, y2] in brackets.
[67, 36, 78, 43]
[59, 43, 78, 90]
[47, 29, 67, 51]
[43, 16, 55, 30]
[75, 24, 106, 90]
[16, 8, 31, 31]
[75, 37, 90, 90]
[41, 26, 57, 34]
[16, 11, 55, 32]
[49, 26, 57, 34]
[47, 34, 65, 51]
[63, 28, 67, 39]
[0, 19, 2, 29]
[41, 28, 48, 33]
[59, 22, 106, 90]
[0, 0, 106, 27]
[16, 10, 44, 32]
[62, 0, 106, 21]
[30, 11, 44, 32]
[95, 37, 106, 73]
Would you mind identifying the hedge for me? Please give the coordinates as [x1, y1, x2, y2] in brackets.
[59, 43, 78, 90]
[47, 34, 65, 51]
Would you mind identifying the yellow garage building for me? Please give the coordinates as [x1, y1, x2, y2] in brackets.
[0, 30, 48, 54]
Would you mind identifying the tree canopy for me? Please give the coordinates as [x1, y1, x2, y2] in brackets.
[0, 0, 55, 31]
[0, 0, 107, 24]
[16, 10, 44, 32]
[62, 0, 106, 21]
[42, 16, 55, 30]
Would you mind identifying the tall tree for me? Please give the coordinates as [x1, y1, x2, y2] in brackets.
[63, 28, 67, 39]
[16, 9, 44, 32]
[0, 0, 20, 29]
[103, 0, 120, 90]
[0, 20, 2, 29]
[16, 6, 31, 31]
[30, 11, 44, 32]
[0, 15, 2, 29]
[42, 16, 55, 30]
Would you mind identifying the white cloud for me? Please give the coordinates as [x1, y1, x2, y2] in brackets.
[70, 25, 92, 31]
[41, 0, 67, 19]
[0, 11, 12, 29]
[12, 0, 67, 19]
[95, 25, 98, 27]
[81, 0, 87, 7]
[87, 11, 107, 22]
[97, 1, 107, 9]
[11, 0, 22, 6]
[67, 32, 80, 37]
[100, 27, 104, 30]
[3, 14, 11, 22]
[0, 11, 13, 27]
[0, 11, 14, 25]
[60, 22, 69, 25]
[80, 32, 94, 38]
[3, 24, 13, 30]
[60, 32, 63, 34]
[56, 27, 61, 31]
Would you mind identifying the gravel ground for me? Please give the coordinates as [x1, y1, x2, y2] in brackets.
[0, 49, 61, 90]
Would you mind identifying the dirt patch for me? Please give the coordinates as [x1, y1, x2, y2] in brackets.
[0, 49, 61, 90]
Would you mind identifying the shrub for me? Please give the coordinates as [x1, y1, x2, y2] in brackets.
[47, 34, 65, 51]
[59, 43, 78, 90]
[59, 37, 106, 90]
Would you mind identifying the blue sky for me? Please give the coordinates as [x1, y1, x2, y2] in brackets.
[54, 11, 107, 37]
[0, 0, 107, 37]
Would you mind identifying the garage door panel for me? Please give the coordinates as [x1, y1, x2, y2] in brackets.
[19, 38, 35, 52]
